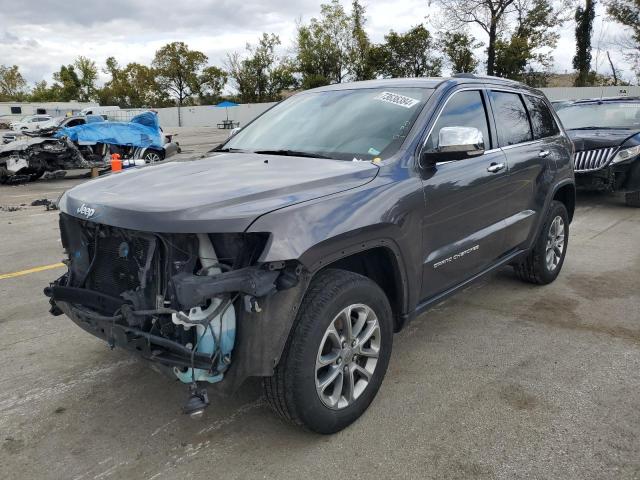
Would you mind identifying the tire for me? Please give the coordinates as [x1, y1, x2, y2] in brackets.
[514, 200, 569, 285]
[263, 269, 393, 434]
[625, 191, 640, 208]
[28, 168, 45, 182]
[142, 149, 164, 163]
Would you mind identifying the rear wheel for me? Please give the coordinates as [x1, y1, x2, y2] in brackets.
[263, 269, 393, 434]
[625, 191, 640, 207]
[514, 200, 569, 285]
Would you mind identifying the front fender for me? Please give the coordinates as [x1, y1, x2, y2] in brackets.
[246, 167, 425, 312]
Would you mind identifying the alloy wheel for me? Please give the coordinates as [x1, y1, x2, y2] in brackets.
[545, 215, 565, 271]
[315, 304, 381, 410]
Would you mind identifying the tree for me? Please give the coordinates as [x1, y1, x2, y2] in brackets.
[492, 0, 562, 85]
[573, 0, 596, 86]
[433, 0, 564, 76]
[606, 50, 620, 85]
[98, 57, 167, 108]
[349, 0, 375, 81]
[28, 80, 57, 102]
[296, 0, 353, 88]
[433, 0, 516, 75]
[153, 42, 208, 125]
[51, 65, 81, 101]
[606, 0, 640, 43]
[371, 25, 442, 78]
[227, 33, 296, 103]
[0, 65, 27, 101]
[197, 66, 228, 104]
[74, 56, 98, 102]
[441, 32, 481, 73]
[605, 0, 640, 80]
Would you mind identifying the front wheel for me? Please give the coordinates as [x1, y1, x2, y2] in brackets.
[514, 200, 569, 285]
[263, 269, 393, 434]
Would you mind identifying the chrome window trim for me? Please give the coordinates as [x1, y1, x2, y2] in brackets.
[500, 139, 544, 151]
[435, 148, 501, 165]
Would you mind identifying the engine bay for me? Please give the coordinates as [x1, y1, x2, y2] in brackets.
[46, 213, 296, 415]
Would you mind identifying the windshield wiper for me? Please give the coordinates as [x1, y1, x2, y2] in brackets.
[211, 146, 248, 153]
[253, 149, 332, 159]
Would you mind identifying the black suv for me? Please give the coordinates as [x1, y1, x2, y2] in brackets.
[46, 76, 575, 433]
[556, 97, 640, 207]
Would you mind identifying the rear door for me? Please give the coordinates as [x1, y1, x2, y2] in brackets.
[487, 90, 552, 250]
[489, 90, 563, 250]
[419, 88, 510, 300]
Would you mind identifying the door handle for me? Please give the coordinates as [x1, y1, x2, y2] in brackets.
[539, 150, 550, 158]
[487, 162, 505, 173]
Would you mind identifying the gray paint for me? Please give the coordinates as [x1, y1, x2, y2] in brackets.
[55, 76, 575, 388]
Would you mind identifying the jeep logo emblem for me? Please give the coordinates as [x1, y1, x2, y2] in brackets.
[76, 203, 95, 219]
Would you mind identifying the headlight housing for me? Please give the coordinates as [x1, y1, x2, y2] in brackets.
[611, 145, 640, 165]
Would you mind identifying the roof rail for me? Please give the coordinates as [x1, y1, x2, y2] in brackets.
[452, 73, 518, 83]
[452, 73, 476, 78]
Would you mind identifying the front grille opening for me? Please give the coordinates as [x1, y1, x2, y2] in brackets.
[85, 234, 151, 297]
[574, 147, 616, 172]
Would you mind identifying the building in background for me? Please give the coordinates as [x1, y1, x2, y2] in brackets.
[0, 101, 98, 119]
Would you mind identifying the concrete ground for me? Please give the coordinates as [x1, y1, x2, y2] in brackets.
[0, 140, 639, 478]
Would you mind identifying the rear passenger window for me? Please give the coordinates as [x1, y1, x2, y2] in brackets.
[427, 90, 491, 151]
[523, 95, 559, 139]
[489, 91, 532, 146]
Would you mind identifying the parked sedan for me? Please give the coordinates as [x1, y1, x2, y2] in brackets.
[556, 97, 640, 207]
[9, 115, 53, 131]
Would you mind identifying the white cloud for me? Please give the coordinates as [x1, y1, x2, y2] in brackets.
[0, 0, 635, 87]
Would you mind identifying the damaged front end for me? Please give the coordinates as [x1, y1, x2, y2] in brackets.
[0, 136, 104, 184]
[45, 214, 300, 414]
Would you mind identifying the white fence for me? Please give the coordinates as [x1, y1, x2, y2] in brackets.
[156, 102, 276, 128]
[540, 86, 640, 101]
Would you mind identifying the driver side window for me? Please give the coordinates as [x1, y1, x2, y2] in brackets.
[426, 90, 491, 151]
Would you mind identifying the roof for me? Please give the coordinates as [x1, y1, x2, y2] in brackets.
[304, 74, 531, 94]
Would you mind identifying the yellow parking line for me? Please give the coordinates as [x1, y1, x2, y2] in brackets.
[0, 263, 65, 280]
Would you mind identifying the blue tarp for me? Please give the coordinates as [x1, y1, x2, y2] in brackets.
[55, 112, 163, 149]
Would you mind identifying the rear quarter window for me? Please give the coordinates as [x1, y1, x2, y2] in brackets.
[524, 95, 559, 139]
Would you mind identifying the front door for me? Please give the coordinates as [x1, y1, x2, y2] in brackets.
[419, 89, 509, 300]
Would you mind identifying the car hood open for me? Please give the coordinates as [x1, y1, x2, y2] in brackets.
[59, 152, 379, 233]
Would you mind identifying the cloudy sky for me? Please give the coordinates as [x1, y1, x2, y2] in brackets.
[0, 0, 635, 88]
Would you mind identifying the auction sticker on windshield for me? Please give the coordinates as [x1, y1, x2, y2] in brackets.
[374, 91, 420, 109]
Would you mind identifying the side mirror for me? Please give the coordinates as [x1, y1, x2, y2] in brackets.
[228, 127, 241, 138]
[420, 126, 485, 167]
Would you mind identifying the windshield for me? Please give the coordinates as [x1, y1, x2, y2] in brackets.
[557, 101, 640, 130]
[224, 87, 433, 160]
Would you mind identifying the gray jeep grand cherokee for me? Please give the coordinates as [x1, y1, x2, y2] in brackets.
[46, 75, 575, 433]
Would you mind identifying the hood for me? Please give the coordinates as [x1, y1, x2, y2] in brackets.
[567, 128, 638, 151]
[0, 136, 53, 153]
[59, 153, 379, 233]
